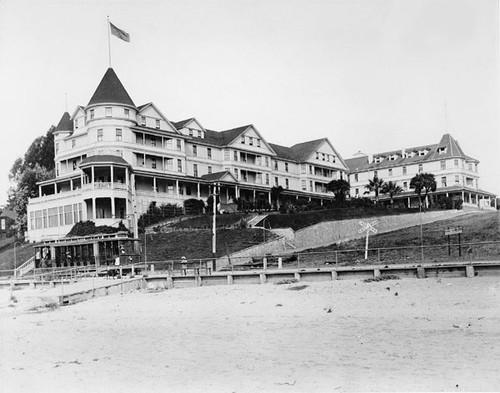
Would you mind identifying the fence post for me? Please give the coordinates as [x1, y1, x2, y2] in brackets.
[297, 254, 300, 270]
[335, 251, 338, 266]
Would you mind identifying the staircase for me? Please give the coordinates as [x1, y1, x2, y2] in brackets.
[16, 257, 35, 277]
[247, 214, 268, 228]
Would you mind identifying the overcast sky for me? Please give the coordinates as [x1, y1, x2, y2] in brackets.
[0, 0, 498, 206]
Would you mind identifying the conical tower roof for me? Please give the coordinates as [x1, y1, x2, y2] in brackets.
[87, 68, 135, 107]
[55, 112, 73, 132]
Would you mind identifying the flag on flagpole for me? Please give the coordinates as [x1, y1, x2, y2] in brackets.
[110, 22, 130, 42]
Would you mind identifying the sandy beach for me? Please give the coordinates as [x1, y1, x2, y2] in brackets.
[1, 276, 499, 392]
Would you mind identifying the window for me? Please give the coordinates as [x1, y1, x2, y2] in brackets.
[274, 161, 278, 171]
[468, 163, 472, 171]
[165, 138, 172, 149]
[354, 173, 358, 182]
[265, 157, 269, 167]
[454, 159, 459, 168]
[151, 136, 156, 147]
[193, 164, 198, 177]
[140, 116, 146, 126]
[301, 180, 307, 191]
[224, 149, 230, 160]
[72, 140, 76, 148]
[285, 179, 289, 189]
[55, 143, 59, 154]
[233, 151, 238, 161]
[234, 168, 238, 179]
[474, 163, 478, 172]
[207, 148, 212, 159]
[274, 177, 279, 187]
[208, 166, 212, 174]
[90, 109, 94, 119]
[256, 156, 262, 166]
[165, 158, 173, 171]
[257, 139, 261, 147]
[241, 135, 245, 144]
[301, 164, 306, 174]
[97, 129, 103, 142]
[322, 153, 325, 161]
[193, 145, 197, 156]
[310, 181, 313, 191]
[355, 188, 359, 196]
[189, 129, 193, 137]
[374, 170, 378, 178]
[155, 119, 160, 129]
[441, 176, 447, 187]
[176, 139, 182, 151]
[138, 156, 145, 167]
[265, 174, 269, 185]
[309, 165, 313, 174]
[388, 168, 392, 177]
[455, 175, 460, 184]
[249, 137, 253, 146]
[316, 152, 319, 160]
[402, 166, 407, 175]
[177, 159, 182, 172]
[440, 160, 446, 170]
[418, 164, 423, 173]
[332, 155, 336, 163]
[136, 134, 144, 144]
[72, 160, 77, 170]
[257, 173, 262, 184]
[403, 181, 408, 190]
[116, 129, 122, 141]
[151, 158, 157, 169]
[105, 107, 112, 117]
[124, 109, 129, 118]
[75, 118, 79, 129]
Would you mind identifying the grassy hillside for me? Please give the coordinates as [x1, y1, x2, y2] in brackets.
[0, 241, 38, 273]
[297, 211, 500, 267]
[145, 228, 276, 262]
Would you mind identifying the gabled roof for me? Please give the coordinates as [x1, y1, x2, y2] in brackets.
[0, 208, 16, 220]
[204, 125, 250, 146]
[55, 112, 73, 132]
[79, 155, 130, 167]
[268, 143, 296, 161]
[87, 68, 135, 107]
[172, 118, 196, 130]
[200, 171, 237, 183]
[345, 155, 369, 172]
[289, 138, 326, 161]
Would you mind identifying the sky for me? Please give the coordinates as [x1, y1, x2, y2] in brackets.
[0, 0, 498, 206]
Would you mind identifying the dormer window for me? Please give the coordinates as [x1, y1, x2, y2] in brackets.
[140, 116, 146, 126]
[249, 137, 253, 146]
[155, 119, 160, 129]
[105, 107, 112, 118]
[316, 152, 319, 160]
[75, 119, 79, 129]
[438, 147, 446, 154]
[189, 129, 193, 137]
[257, 139, 261, 147]
[199, 130, 204, 139]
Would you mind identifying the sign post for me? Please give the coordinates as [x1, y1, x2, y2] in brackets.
[358, 220, 378, 260]
[445, 226, 463, 257]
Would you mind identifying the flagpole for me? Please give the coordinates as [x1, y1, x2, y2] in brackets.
[107, 16, 112, 68]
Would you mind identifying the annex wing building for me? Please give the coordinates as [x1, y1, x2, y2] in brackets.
[346, 134, 497, 210]
[27, 68, 349, 242]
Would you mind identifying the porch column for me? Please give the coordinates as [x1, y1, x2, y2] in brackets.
[253, 190, 256, 203]
[91, 167, 95, 189]
[407, 196, 411, 207]
[111, 166, 114, 189]
[235, 185, 240, 198]
[70, 179, 74, 191]
[38, 185, 42, 197]
[92, 198, 96, 220]
[125, 168, 129, 188]
[111, 197, 115, 219]
[268, 192, 271, 205]
[153, 177, 157, 194]
[176, 180, 179, 195]
[55, 183, 58, 193]
[226, 187, 229, 203]
[197, 183, 201, 198]
[461, 191, 464, 201]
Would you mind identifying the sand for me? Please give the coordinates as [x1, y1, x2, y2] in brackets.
[1, 276, 499, 392]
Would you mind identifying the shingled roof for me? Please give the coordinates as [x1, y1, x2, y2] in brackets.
[203, 125, 251, 146]
[79, 155, 130, 167]
[87, 68, 135, 107]
[55, 112, 73, 132]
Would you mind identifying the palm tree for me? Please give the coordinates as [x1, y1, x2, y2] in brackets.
[381, 181, 403, 207]
[364, 176, 385, 204]
[410, 173, 436, 209]
[327, 179, 351, 205]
